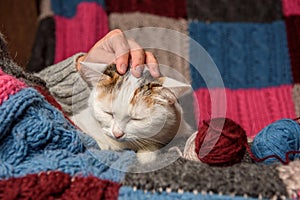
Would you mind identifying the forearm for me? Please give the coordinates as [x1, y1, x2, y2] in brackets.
[36, 53, 90, 115]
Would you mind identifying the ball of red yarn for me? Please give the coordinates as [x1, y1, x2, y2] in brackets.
[195, 118, 248, 166]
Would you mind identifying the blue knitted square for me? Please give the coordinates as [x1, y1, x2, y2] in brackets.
[51, 0, 106, 18]
[189, 20, 292, 89]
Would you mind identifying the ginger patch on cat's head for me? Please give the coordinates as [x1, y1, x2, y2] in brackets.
[96, 64, 121, 100]
[130, 81, 176, 107]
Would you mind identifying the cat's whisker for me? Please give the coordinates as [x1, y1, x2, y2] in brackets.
[131, 139, 146, 150]
[137, 137, 166, 149]
[142, 137, 166, 146]
[137, 139, 151, 150]
[124, 134, 139, 140]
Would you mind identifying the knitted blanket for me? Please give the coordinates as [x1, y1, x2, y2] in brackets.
[8, 0, 300, 199]
[1, 69, 298, 198]
[0, 70, 298, 198]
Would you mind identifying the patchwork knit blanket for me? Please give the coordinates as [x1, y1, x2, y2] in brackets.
[0, 68, 298, 200]
[12, 0, 300, 199]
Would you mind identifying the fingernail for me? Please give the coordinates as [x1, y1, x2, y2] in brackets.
[120, 64, 127, 73]
[152, 66, 161, 77]
[135, 65, 144, 76]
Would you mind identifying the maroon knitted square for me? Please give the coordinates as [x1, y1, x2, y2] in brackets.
[105, 0, 187, 19]
[0, 171, 121, 200]
[285, 16, 300, 83]
[62, 176, 121, 200]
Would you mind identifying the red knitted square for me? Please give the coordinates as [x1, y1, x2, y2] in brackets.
[285, 16, 300, 83]
[282, 0, 300, 16]
[194, 85, 296, 138]
[105, 0, 187, 19]
[54, 2, 109, 63]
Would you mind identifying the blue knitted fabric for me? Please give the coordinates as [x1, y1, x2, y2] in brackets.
[189, 20, 292, 89]
[119, 187, 259, 200]
[0, 87, 134, 182]
[51, 0, 106, 18]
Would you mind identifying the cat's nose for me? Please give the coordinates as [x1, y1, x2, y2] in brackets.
[112, 123, 125, 139]
[113, 130, 124, 139]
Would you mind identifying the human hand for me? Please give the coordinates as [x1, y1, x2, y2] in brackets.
[77, 29, 160, 78]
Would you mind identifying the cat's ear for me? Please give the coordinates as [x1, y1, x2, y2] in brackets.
[79, 61, 109, 86]
[159, 77, 192, 98]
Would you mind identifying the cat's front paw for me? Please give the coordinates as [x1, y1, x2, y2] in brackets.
[136, 150, 157, 164]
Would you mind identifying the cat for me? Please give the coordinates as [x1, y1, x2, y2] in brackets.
[72, 62, 193, 163]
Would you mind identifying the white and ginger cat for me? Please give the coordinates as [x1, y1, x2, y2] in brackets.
[72, 62, 193, 163]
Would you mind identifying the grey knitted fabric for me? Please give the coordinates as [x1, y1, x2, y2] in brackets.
[36, 53, 90, 115]
[187, 0, 283, 22]
[109, 12, 190, 83]
[123, 157, 289, 199]
[293, 84, 300, 117]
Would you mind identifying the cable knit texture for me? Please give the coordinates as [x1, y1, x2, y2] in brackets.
[106, 0, 186, 19]
[36, 53, 90, 114]
[109, 12, 190, 83]
[0, 171, 120, 200]
[6, 1, 300, 199]
[282, 0, 300, 16]
[0, 70, 134, 182]
[187, 0, 282, 22]
[189, 20, 292, 89]
[194, 86, 296, 138]
[284, 16, 300, 83]
[54, 2, 109, 63]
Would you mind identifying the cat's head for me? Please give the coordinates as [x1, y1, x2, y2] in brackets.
[80, 62, 191, 151]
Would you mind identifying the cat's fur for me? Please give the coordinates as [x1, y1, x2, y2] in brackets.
[73, 62, 193, 163]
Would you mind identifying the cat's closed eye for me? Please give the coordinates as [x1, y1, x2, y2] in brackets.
[103, 111, 113, 117]
[131, 116, 144, 121]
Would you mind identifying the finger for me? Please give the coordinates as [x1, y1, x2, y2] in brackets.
[128, 39, 145, 77]
[145, 51, 160, 77]
[106, 30, 131, 74]
[115, 52, 130, 75]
